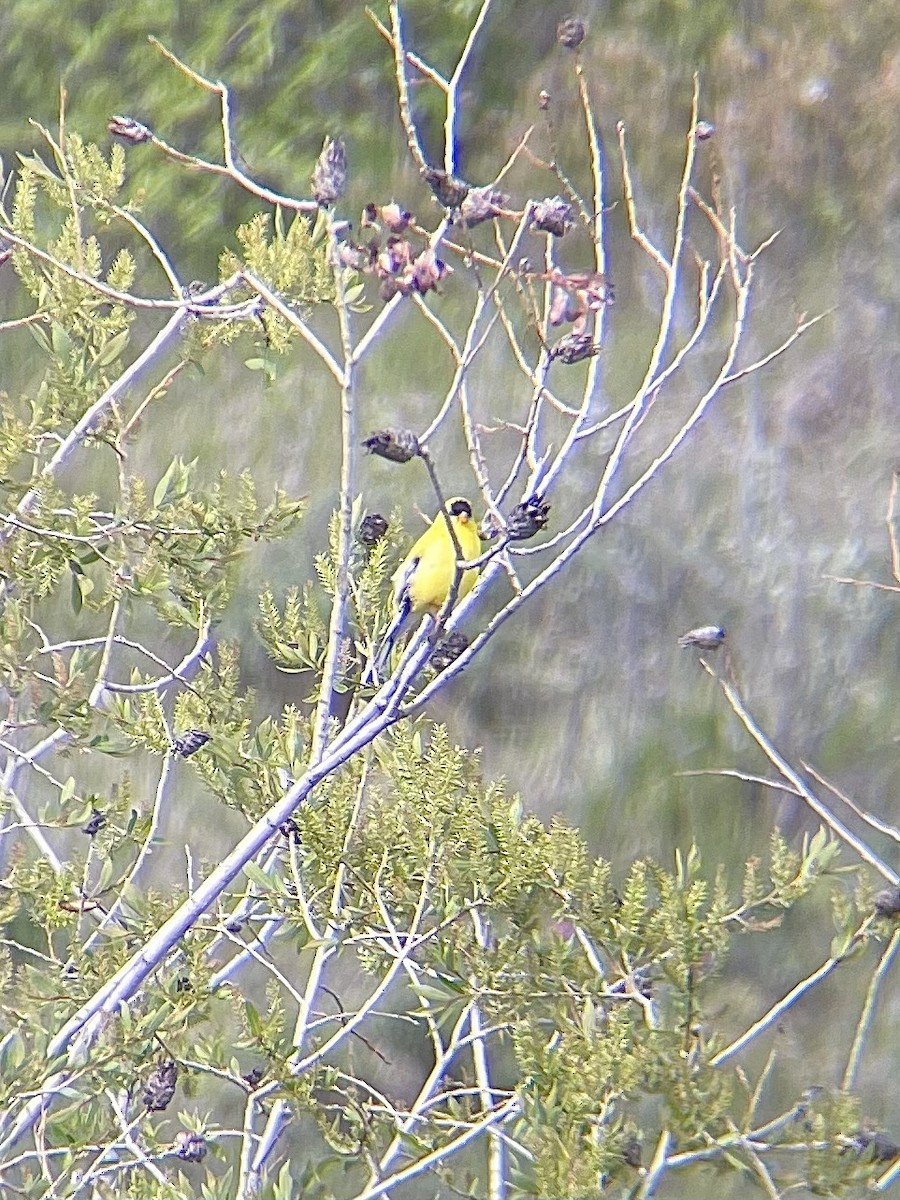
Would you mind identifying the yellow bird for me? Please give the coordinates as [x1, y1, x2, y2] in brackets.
[373, 497, 482, 678]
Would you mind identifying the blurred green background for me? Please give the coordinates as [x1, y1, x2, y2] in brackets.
[1, 0, 899, 1183]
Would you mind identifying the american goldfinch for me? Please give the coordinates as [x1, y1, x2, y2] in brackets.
[373, 497, 481, 678]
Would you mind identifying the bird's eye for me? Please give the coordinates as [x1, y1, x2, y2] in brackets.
[449, 499, 472, 518]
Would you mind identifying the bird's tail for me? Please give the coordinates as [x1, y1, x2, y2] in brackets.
[363, 596, 412, 685]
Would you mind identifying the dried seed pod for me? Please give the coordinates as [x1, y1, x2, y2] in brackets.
[380, 202, 414, 233]
[622, 1137, 643, 1169]
[846, 1129, 900, 1163]
[550, 332, 600, 364]
[422, 166, 470, 208]
[108, 114, 151, 144]
[411, 249, 452, 295]
[143, 1060, 178, 1112]
[431, 630, 469, 674]
[173, 729, 211, 757]
[874, 886, 900, 917]
[358, 513, 389, 547]
[82, 809, 105, 837]
[678, 625, 726, 650]
[362, 429, 421, 463]
[557, 16, 586, 49]
[174, 1130, 207, 1163]
[508, 495, 551, 540]
[533, 196, 574, 237]
[378, 276, 403, 301]
[311, 135, 347, 206]
[549, 287, 584, 327]
[457, 186, 508, 228]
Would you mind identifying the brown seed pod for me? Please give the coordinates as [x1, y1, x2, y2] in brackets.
[411, 249, 452, 295]
[362, 429, 421, 463]
[422, 166, 470, 208]
[311, 135, 347, 206]
[431, 630, 469, 674]
[557, 16, 586, 49]
[622, 1137, 643, 1169]
[457, 186, 508, 227]
[358, 513, 389, 547]
[174, 1130, 208, 1163]
[533, 196, 574, 237]
[172, 729, 211, 757]
[143, 1060, 178, 1112]
[82, 809, 105, 837]
[874, 885, 900, 917]
[550, 332, 600, 364]
[508, 495, 551, 540]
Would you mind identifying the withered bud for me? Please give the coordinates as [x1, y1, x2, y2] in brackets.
[381, 202, 414, 232]
[143, 1060, 178, 1112]
[846, 1130, 900, 1163]
[311, 135, 347, 206]
[379, 276, 404, 301]
[430, 630, 469, 674]
[335, 242, 363, 270]
[678, 625, 726, 650]
[422, 166, 470, 208]
[533, 196, 574, 237]
[549, 287, 583, 327]
[457, 186, 508, 228]
[362, 429, 421, 463]
[376, 236, 415, 279]
[622, 1137, 643, 1169]
[557, 16, 586, 50]
[108, 114, 151, 144]
[559, 269, 615, 309]
[549, 270, 614, 326]
[172, 729, 211, 758]
[174, 1130, 207, 1163]
[478, 512, 501, 542]
[874, 886, 900, 918]
[508, 495, 551, 540]
[550, 332, 600, 364]
[538, 89, 551, 111]
[82, 809, 105, 837]
[696, 120, 716, 142]
[358, 513, 389, 547]
[411, 248, 452, 294]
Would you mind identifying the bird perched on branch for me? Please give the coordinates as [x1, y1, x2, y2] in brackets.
[372, 497, 482, 679]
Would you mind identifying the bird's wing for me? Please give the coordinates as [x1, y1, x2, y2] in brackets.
[391, 553, 421, 611]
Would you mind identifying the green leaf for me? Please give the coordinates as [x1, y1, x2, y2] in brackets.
[243, 862, 277, 893]
[50, 322, 73, 361]
[93, 328, 131, 370]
